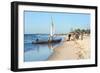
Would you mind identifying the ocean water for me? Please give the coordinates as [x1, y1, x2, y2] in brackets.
[24, 34, 63, 62]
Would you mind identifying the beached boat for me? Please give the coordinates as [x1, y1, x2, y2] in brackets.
[32, 17, 62, 44]
[32, 38, 62, 44]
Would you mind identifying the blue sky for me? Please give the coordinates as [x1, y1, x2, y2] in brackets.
[24, 11, 90, 34]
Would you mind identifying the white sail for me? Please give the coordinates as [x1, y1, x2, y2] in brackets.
[50, 17, 55, 37]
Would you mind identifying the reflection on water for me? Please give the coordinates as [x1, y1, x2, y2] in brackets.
[24, 34, 62, 62]
[24, 44, 51, 62]
[24, 43, 61, 62]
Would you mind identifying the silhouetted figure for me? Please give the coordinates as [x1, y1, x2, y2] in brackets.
[75, 33, 79, 40]
[36, 38, 39, 42]
[68, 34, 71, 41]
[81, 33, 83, 40]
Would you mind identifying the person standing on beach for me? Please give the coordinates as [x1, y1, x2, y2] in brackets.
[68, 34, 71, 41]
[75, 33, 79, 40]
[81, 32, 83, 40]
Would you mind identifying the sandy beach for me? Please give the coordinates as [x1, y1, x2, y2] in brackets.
[48, 35, 90, 60]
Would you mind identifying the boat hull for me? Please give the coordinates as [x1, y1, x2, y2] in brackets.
[32, 39, 61, 44]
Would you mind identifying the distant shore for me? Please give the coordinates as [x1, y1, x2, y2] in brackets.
[48, 35, 90, 60]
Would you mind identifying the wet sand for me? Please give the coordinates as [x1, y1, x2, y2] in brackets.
[48, 36, 90, 60]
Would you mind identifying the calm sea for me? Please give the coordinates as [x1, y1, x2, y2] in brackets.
[24, 34, 63, 62]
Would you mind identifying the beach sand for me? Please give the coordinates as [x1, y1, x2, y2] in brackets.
[48, 35, 90, 60]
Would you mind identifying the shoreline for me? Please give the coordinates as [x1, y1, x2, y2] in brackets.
[48, 35, 90, 60]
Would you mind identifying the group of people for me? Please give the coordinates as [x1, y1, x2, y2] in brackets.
[67, 32, 83, 41]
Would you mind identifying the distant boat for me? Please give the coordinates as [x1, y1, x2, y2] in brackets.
[32, 17, 62, 44]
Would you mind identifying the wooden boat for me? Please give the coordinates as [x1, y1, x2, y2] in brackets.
[32, 38, 62, 44]
[32, 17, 62, 44]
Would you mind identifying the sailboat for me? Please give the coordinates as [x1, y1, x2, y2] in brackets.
[32, 17, 62, 44]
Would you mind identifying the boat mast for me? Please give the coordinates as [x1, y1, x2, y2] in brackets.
[49, 16, 55, 42]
